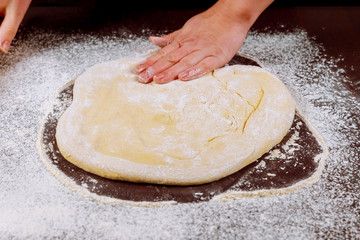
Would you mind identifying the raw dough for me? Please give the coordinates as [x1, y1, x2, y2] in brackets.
[56, 58, 295, 185]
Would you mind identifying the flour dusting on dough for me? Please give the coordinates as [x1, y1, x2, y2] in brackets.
[55, 60, 295, 185]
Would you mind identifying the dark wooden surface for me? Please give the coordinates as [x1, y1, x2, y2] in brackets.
[254, 6, 360, 97]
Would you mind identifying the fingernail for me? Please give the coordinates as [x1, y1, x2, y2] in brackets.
[0, 41, 10, 54]
[153, 73, 166, 83]
[150, 36, 169, 47]
[178, 71, 188, 79]
[181, 68, 203, 80]
[138, 72, 150, 83]
[150, 36, 165, 43]
[138, 67, 155, 83]
[136, 64, 146, 73]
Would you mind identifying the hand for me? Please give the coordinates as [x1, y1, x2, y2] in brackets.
[0, 0, 31, 54]
[135, 0, 273, 84]
[135, 4, 249, 84]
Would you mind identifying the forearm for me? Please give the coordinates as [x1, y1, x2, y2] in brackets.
[211, 0, 274, 31]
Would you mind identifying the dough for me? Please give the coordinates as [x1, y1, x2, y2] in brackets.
[55, 58, 295, 185]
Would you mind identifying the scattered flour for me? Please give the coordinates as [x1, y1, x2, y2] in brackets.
[0, 25, 359, 239]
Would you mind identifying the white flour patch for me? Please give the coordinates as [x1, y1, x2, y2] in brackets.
[0, 27, 358, 239]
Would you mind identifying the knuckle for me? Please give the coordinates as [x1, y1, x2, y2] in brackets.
[181, 46, 192, 56]
[212, 47, 225, 57]
[173, 39, 182, 48]
[179, 57, 193, 68]
[166, 54, 178, 63]
[200, 63, 210, 72]
[145, 57, 157, 66]
[158, 48, 170, 58]
[200, 59, 214, 72]
[3, 27, 18, 39]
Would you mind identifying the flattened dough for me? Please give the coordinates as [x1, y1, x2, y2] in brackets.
[56, 58, 295, 185]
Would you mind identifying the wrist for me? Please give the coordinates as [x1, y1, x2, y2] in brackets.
[214, 0, 274, 30]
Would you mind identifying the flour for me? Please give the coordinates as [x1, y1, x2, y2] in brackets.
[0, 26, 359, 239]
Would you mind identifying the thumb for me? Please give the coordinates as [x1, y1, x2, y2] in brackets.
[149, 30, 180, 48]
[0, 0, 31, 54]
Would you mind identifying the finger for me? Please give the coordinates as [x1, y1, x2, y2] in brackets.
[137, 44, 184, 83]
[153, 51, 206, 84]
[178, 56, 223, 81]
[0, 0, 31, 54]
[136, 40, 181, 74]
[149, 36, 168, 47]
[146, 47, 193, 83]
[149, 30, 179, 47]
[137, 66, 155, 84]
[136, 31, 181, 74]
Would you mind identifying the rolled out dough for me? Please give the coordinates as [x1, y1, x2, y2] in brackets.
[55, 58, 295, 185]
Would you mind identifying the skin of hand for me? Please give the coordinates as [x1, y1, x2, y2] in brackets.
[136, 0, 273, 84]
[0, 0, 31, 54]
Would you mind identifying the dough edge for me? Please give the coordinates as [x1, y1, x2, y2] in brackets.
[35, 54, 329, 206]
[37, 94, 328, 206]
[55, 58, 296, 185]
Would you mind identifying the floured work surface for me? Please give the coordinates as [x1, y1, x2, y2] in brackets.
[2, 14, 356, 237]
[38, 55, 327, 204]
